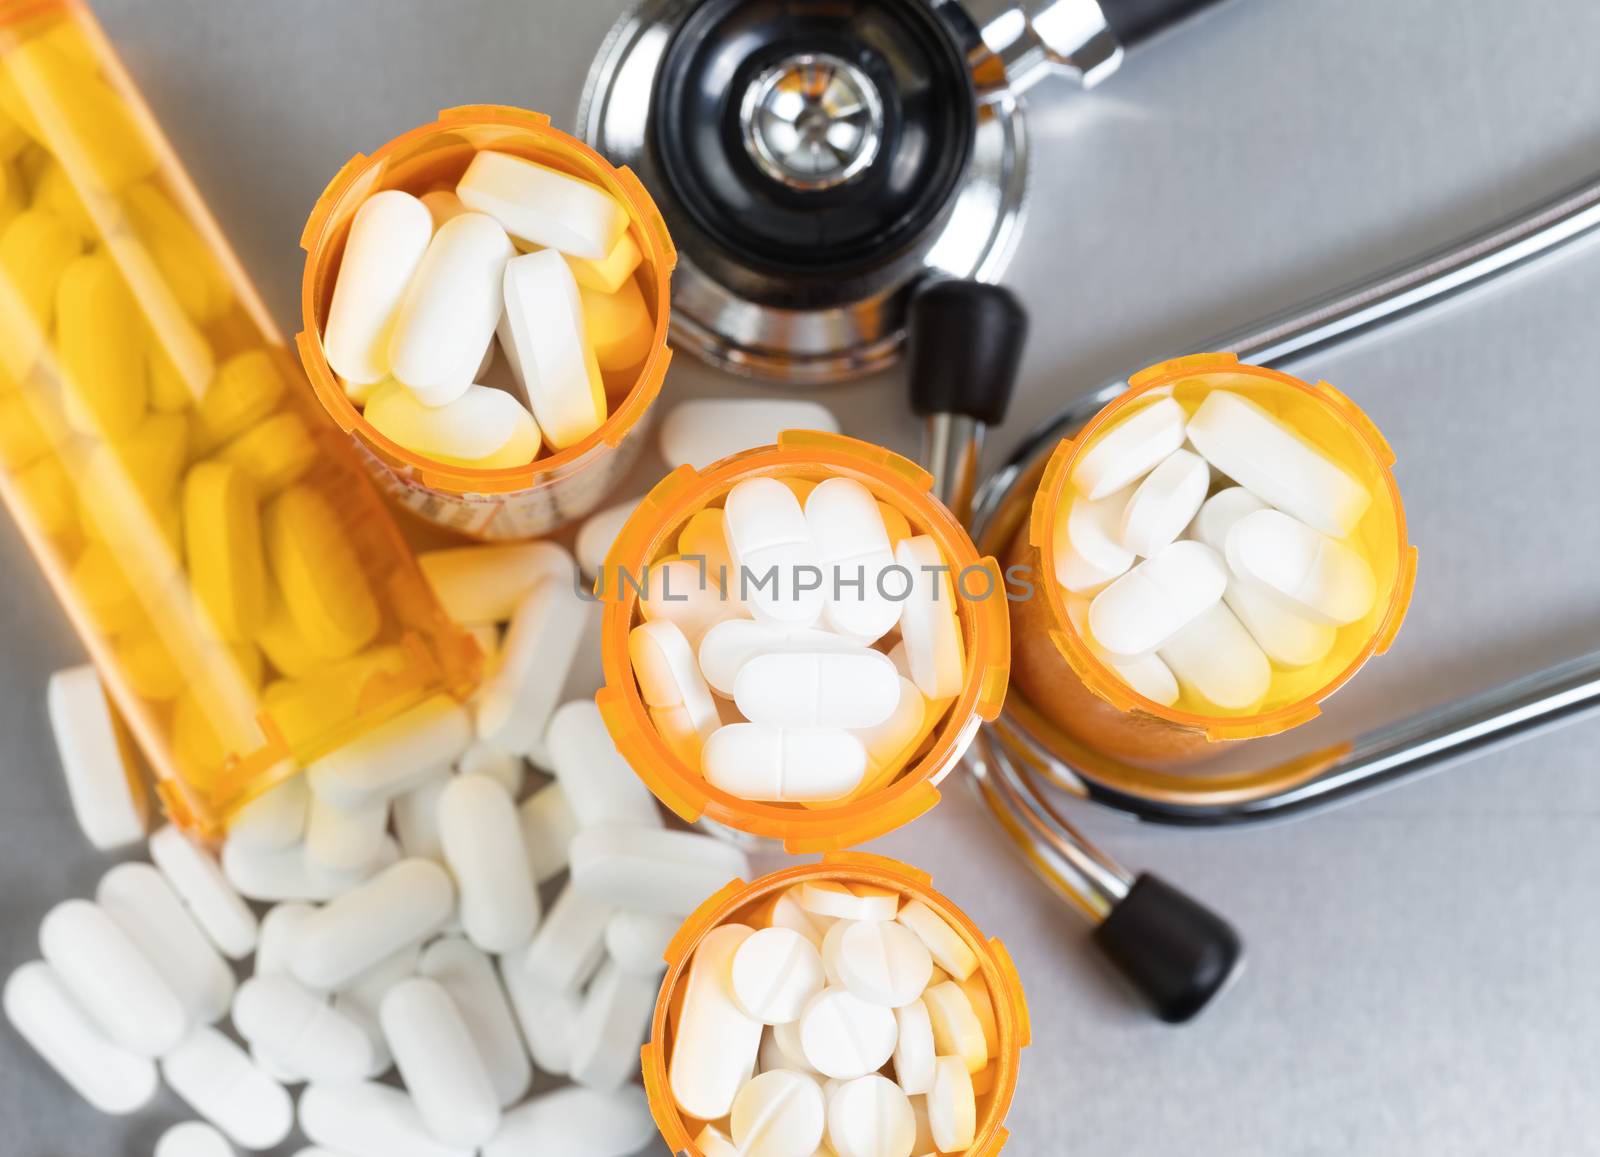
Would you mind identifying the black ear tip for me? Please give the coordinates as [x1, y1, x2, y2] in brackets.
[906, 279, 1028, 425]
[1092, 873, 1244, 1023]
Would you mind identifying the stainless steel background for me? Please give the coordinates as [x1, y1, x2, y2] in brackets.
[3, 1, 1599, 1154]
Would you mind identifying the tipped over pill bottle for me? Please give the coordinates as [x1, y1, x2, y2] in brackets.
[645, 852, 1030, 1157]
[299, 105, 675, 541]
[1008, 353, 1416, 765]
[597, 431, 1011, 852]
[0, 0, 476, 834]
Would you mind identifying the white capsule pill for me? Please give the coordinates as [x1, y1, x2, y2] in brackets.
[148, 825, 258, 959]
[308, 694, 473, 810]
[895, 535, 965, 700]
[227, 775, 308, 850]
[3, 961, 158, 1114]
[631, 618, 720, 740]
[417, 938, 530, 1107]
[1072, 395, 1187, 499]
[731, 927, 827, 1024]
[1226, 507, 1378, 626]
[477, 576, 594, 756]
[418, 540, 574, 625]
[724, 477, 826, 627]
[483, 1085, 657, 1157]
[827, 1073, 916, 1157]
[696, 619, 862, 697]
[305, 793, 389, 876]
[570, 824, 749, 916]
[697, 1122, 745, 1157]
[670, 924, 764, 1120]
[1186, 390, 1371, 537]
[254, 903, 314, 981]
[290, 859, 454, 990]
[438, 775, 540, 953]
[928, 1056, 977, 1151]
[497, 248, 606, 449]
[849, 678, 927, 794]
[568, 959, 657, 1091]
[380, 977, 501, 1148]
[659, 398, 840, 469]
[324, 190, 433, 386]
[734, 649, 900, 730]
[1119, 447, 1210, 557]
[798, 986, 897, 1079]
[520, 782, 578, 884]
[604, 910, 677, 975]
[639, 557, 742, 648]
[545, 700, 663, 827]
[767, 885, 828, 950]
[827, 918, 933, 1008]
[801, 881, 899, 923]
[703, 724, 868, 803]
[1064, 597, 1180, 708]
[46, 665, 147, 851]
[387, 212, 512, 401]
[155, 1121, 235, 1157]
[1052, 485, 1135, 593]
[499, 954, 582, 1076]
[300, 1080, 471, 1157]
[96, 863, 233, 1027]
[896, 900, 977, 981]
[1158, 600, 1272, 712]
[222, 837, 398, 904]
[457, 740, 524, 797]
[457, 150, 627, 260]
[1088, 539, 1228, 657]
[576, 494, 641, 576]
[161, 1027, 294, 1150]
[364, 380, 540, 467]
[523, 884, 614, 992]
[892, 998, 936, 1095]
[924, 980, 987, 1073]
[805, 478, 902, 643]
[731, 1068, 827, 1157]
[232, 976, 374, 1084]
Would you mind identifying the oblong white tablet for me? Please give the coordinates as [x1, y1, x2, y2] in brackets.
[630, 618, 719, 741]
[669, 924, 764, 1120]
[797, 987, 897, 1080]
[482, 1085, 656, 1157]
[475, 577, 593, 756]
[923, 981, 987, 1073]
[638, 557, 740, 649]
[569, 824, 749, 916]
[155, 1121, 235, 1157]
[703, 724, 868, 803]
[300, 1079, 472, 1157]
[47, 665, 147, 851]
[222, 837, 397, 904]
[1119, 447, 1210, 558]
[1158, 601, 1272, 712]
[1071, 396, 1187, 499]
[148, 825, 258, 959]
[1052, 485, 1135, 593]
[520, 782, 579, 884]
[696, 619, 864, 697]
[892, 998, 936, 1095]
[523, 883, 614, 993]
[1088, 540, 1227, 657]
[545, 700, 663, 829]
[325, 190, 433, 386]
[732, 1069, 827, 1157]
[289, 859, 455, 990]
[380, 977, 501, 1148]
[418, 937, 531, 1107]
[499, 249, 606, 449]
[801, 881, 899, 923]
[160, 1027, 294, 1151]
[605, 910, 678, 976]
[364, 380, 540, 468]
[568, 959, 658, 1092]
[806, 477, 902, 642]
[724, 477, 826, 628]
[732, 927, 827, 1025]
[895, 535, 965, 700]
[1065, 597, 1179, 707]
[499, 954, 583, 1077]
[734, 649, 900, 730]
[227, 775, 308, 850]
[307, 694, 473, 810]
[232, 976, 374, 1084]
[304, 793, 389, 876]
[1225, 508, 1377, 626]
[896, 900, 977, 980]
[438, 774, 540, 953]
[96, 863, 234, 1027]
[457, 150, 627, 260]
[850, 675, 928, 784]
[659, 398, 839, 470]
[827, 1074, 915, 1157]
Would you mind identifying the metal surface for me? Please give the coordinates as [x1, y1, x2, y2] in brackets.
[951, 0, 1125, 95]
[924, 412, 986, 525]
[738, 53, 884, 190]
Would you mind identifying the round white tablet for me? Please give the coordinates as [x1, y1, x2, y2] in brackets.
[799, 880, 898, 923]
[827, 1074, 915, 1157]
[798, 987, 898, 1080]
[929, 1055, 977, 1151]
[895, 900, 978, 981]
[731, 1069, 827, 1157]
[827, 919, 933, 1008]
[732, 927, 827, 1025]
[924, 981, 988, 1073]
[892, 998, 936, 1095]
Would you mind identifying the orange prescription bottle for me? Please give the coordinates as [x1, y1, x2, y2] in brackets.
[299, 106, 675, 541]
[596, 431, 1012, 852]
[0, 0, 476, 834]
[1008, 353, 1416, 765]
[645, 852, 1031, 1157]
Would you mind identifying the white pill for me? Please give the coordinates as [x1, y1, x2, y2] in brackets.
[308, 694, 473, 810]
[725, 477, 826, 628]
[669, 924, 764, 1120]
[457, 150, 627, 260]
[659, 398, 840, 469]
[1186, 390, 1371, 537]
[570, 824, 749, 916]
[148, 825, 258, 959]
[639, 557, 742, 648]
[499, 954, 582, 1076]
[1158, 601, 1272, 712]
[380, 977, 501, 1147]
[805, 478, 902, 643]
[387, 212, 512, 402]
[227, 775, 308, 850]
[827, 1074, 915, 1157]
[161, 1027, 294, 1150]
[324, 190, 433, 386]
[576, 494, 641, 576]
[703, 724, 867, 803]
[1088, 540, 1227, 657]
[924, 981, 987, 1072]
[896, 900, 977, 981]
[892, 998, 936, 1095]
[1119, 447, 1210, 557]
[418, 541, 574, 625]
[1064, 597, 1180, 708]
[498, 249, 606, 449]
[417, 938, 530, 1107]
[222, 838, 397, 904]
[305, 793, 389, 876]
[155, 1121, 235, 1157]
[1072, 395, 1188, 499]
[438, 775, 540, 953]
[895, 536, 965, 700]
[732, 1069, 828, 1157]
[909, 1092, 937, 1155]
[392, 776, 446, 865]
[523, 884, 614, 991]
[477, 576, 594, 756]
[96, 863, 233, 1027]
[290, 859, 454, 990]
[546, 700, 663, 827]
[958, 972, 999, 1059]
[3, 961, 158, 1114]
[232, 976, 374, 1083]
[482, 1085, 657, 1157]
[928, 1056, 977, 1151]
[1226, 508, 1377, 626]
[630, 619, 720, 739]
[569, 959, 657, 1091]
[365, 380, 540, 467]
[801, 881, 899, 923]
[731, 927, 827, 1024]
[734, 650, 899, 730]
[697, 1122, 745, 1157]
[520, 782, 578, 883]
[46, 665, 147, 851]
[768, 886, 827, 950]
[826, 919, 933, 1008]
[764, 1021, 821, 1076]
[300, 1080, 471, 1157]
[254, 903, 314, 980]
[457, 740, 525, 796]
[1051, 486, 1135, 593]
[798, 987, 897, 1079]
[604, 911, 677, 975]
[696, 619, 863, 697]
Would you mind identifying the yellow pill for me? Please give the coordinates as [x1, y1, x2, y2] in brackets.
[578, 278, 653, 372]
[227, 638, 265, 692]
[217, 411, 315, 496]
[878, 501, 912, 549]
[172, 690, 230, 788]
[0, 208, 81, 378]
[105, 412, 190, 505]
[263, 485, 380, 660]
[564, 230, 642, 295]
[0, 160, 23, 223]
[0, 107, 27, 162]
[183, 460, 266, 641]
[57, 252, 148, 439]
[15, 454, 76, 539]
[78, 457, 183, 567]
[255, 586, 328, 679]
[262, 645, 408, 752]
[70, 540, 141, 636]
[149, 342, 208, 413]
[193, 349, 285, 453]
[0, 386, 67, 469]
[124, 182, 231, 324]
[676, 508, 736, 593]
[31, 161, 93, 239]
[114, 624, 183, 702]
